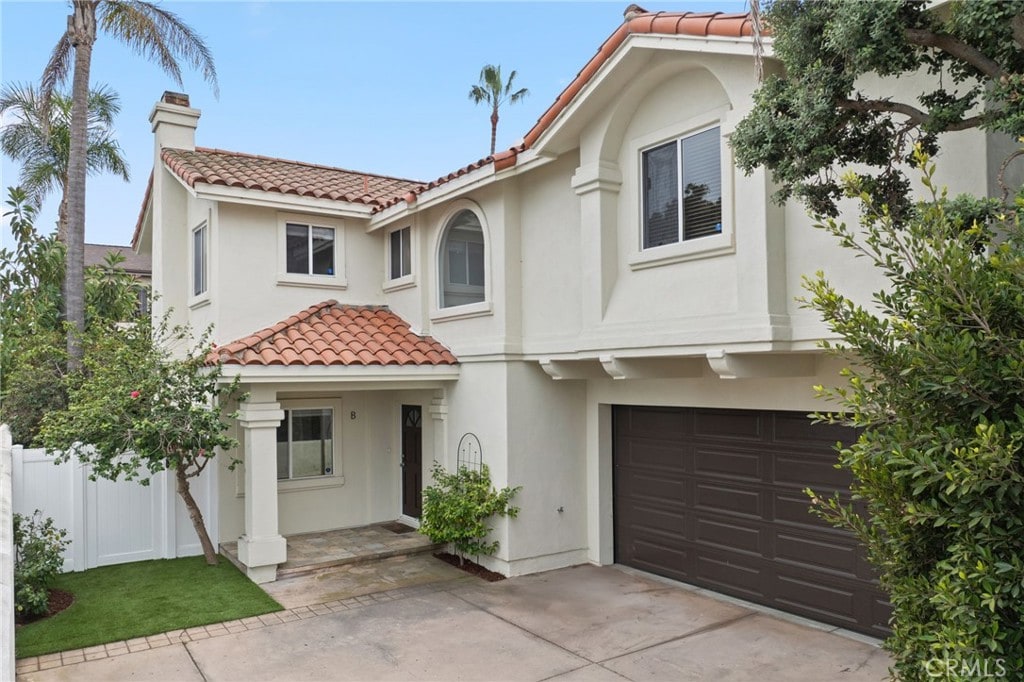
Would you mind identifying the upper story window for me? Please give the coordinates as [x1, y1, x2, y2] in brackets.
[286, 222, 335, 276]
[389, 226, 412, 280]
[642, 126, 722, 249]
[192, 222, 208, 297]
[439, 209, 485, 309]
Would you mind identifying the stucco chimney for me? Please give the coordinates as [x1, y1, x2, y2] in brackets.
[149, 91, 200, 152]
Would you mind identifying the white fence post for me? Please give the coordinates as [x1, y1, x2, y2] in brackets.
[2, 424, 16, 680]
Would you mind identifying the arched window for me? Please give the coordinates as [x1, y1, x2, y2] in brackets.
[439, 209, 485, 308]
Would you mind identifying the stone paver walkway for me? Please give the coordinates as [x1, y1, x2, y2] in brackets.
[220, 522, 440, 577]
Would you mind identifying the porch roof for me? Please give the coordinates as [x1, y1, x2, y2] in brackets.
[209, 301, 458, 368]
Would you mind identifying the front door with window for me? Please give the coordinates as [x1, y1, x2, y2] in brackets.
[401, 405, 423, 518]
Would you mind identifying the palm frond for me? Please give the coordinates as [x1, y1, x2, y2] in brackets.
[99, 0, 219, 98]
[39, 33, 74, 127]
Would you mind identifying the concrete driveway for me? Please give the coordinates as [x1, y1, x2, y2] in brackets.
[17, 556, 891, 681]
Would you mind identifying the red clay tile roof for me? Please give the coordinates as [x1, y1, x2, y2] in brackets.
[162, 147, 425, 205]
[210, 301, 458, 367]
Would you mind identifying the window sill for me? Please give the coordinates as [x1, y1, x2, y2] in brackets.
[628, 234, 734, 270]
[189, 293, 211, 310]
[277, 274, 348, 290]
[382, 274, 416, 293]
[431, 300, 492, 322]
[235, 475, 346, 498]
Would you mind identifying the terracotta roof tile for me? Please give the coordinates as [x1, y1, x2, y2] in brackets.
[161, 147, 425, 210]
[209, 301, 458, 368]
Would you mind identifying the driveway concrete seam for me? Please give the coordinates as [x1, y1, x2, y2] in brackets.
[446, 589, 595, 670]
[183, 642, 209, 682]
[593, 611, 759, 666]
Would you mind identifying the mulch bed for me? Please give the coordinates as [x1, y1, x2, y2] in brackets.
[15, 588, 75, 626]
[434, 552, 506, 582]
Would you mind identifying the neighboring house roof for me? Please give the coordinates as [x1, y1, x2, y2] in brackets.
[210, 301, 458, 367]
[84, 243, 152, 277]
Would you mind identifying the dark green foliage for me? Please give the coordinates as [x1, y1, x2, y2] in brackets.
[805, 151, 1024, 680]
[1, 186, 140, 443]
[733, 0, 1024, 221]
[420, 462, 521, 561]
[13, 511, 69, 618]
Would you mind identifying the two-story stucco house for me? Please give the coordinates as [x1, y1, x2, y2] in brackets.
[132, 9, 1007, 637]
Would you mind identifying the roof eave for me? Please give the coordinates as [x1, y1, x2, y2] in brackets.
[219, 363, 461, 385]
[192, 182, 375, 220]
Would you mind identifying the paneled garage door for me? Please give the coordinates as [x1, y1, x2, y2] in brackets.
[613, 406, 890, 636]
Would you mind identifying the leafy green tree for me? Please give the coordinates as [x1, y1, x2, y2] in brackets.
[38, 318, 241, 565]
[0, 82, 129, 242]
[469, 64, 529, 156]
[734, 0, 1024, 222]
[420, 462, 520, 563]
[805, 151, 1024, 680]
[1, 187, 140, 443]
[40, 0, 218, 369]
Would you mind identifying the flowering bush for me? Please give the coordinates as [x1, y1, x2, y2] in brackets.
[13, 511, 69, 618]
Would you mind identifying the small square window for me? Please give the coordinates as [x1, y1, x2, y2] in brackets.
[389, 227, 412, 280]
[276, 408, 334, 480]
[285, 222, 335, 276]
[192, 223, 207, 296]
[642, 126, 722, 249]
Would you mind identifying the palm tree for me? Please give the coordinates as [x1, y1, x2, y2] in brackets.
[39, 0, 219, 565]
[1, 82, 129, 242]
[40, 1, 217, 371]
[469, 64, 528, 156]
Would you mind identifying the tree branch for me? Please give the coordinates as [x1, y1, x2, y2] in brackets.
[905, 28, 1004, 80]
[1012, 15, 1024, 51]
[837, 98, 985, 132]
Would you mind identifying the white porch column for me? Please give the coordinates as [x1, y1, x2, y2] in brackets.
[236, 389, 286, 583]
[428, 390, 449, 469]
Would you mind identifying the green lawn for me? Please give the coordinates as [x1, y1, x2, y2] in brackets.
[16, 556, 283, 658]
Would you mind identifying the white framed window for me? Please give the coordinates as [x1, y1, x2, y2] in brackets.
[191, 222, 208, 298]
[277, 214, 347, 288]
[286, 223, 335, 276]
[276, 407, 335, 480]
[642, 125, 722, 249]
[390, 226, 412, 280]
[438, 209, 485, 309]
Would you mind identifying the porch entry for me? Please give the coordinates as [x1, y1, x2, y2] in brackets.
[401, 405, 423, 518]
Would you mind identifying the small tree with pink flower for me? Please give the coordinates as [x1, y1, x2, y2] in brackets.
[38, 316, 242, 565]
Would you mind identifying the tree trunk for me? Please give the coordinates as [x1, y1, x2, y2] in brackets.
[64, 1, 97, 371]
[57, 193, 68, 244]
[175, 465, 219, 565]
[490, 109, 499, 156]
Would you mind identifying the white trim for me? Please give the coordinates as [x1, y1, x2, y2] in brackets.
[431, 200, 492, 319]
[397, 514, 420, 528]
[220, 364, 460, 385]
[632, 112, 735, 268]
[190, 181, 375, 219]
[383, 225, 416, 290]
[276, 398, 344, 485]
[189, 220, 209, 306]
[276, 212, 348, 288]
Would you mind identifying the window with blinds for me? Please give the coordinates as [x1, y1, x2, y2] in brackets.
[642, 126, 722, 249]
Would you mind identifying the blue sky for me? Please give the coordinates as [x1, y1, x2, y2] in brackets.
[1, 1, 745, 247]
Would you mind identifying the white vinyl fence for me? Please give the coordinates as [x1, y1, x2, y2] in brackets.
[10, 441, 216, 572]
[2, 425, 15, 682]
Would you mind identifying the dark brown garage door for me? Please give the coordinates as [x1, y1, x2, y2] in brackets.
[613, 406, 890, 636]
